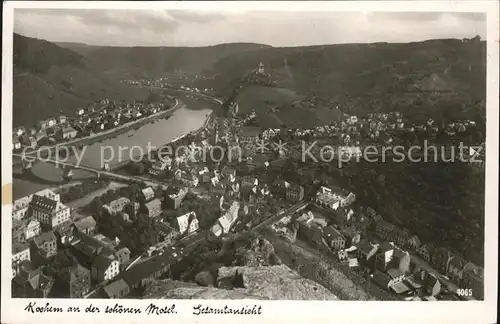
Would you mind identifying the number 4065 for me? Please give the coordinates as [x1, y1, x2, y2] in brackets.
[457, 288, 473, 296]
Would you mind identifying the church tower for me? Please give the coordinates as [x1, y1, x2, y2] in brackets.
[258, 62, 264, 74]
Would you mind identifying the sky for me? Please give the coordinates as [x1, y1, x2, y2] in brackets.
[13, 9, 486, 47]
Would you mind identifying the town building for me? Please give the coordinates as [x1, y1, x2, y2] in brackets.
[239, 126, 261, 145]
[37, 119, 56, 131]
[31, 231, 57, 260]
[141, 198, 162, 218]
[166, 187, 188, 210]
[177, 170, 200, 187]
[174, 211, 199, 236]
[13, 136, 21, 150]
[422, 271, 442, 297]
[12, 242, 31, 276]
[387, 267, 408, 287]
[227, 182, 241, 199]
[69, 232, 107, 269]
[241, 176, 258, 190]
[72, 216, 97, 236]
[372, 270, 392, 289]
[30, 194, 70, 229]
[211, 180, 227, 196]
[354, 240, 378, 264]
[431, 247, 455, 274]
[103, 279, 130, 299]
[91, 254, 120, 283]
[322, 226, 346, 250]
[58, 115, 67, 124]
[221, 166, 237, 179]
[315, 186, 356, 211]
[12, 261, 54, 298]
[115, 247, 131, 268]
[416, 244, 435, 263]
[121, 251, 177, 291]
[12, 220, 27, 243]
[57, 126, 78, 140]
[14, 126, 26, 137]
[374, 220, 396, 240]
[461, 263, 484, 299]
[258, 61, 265, 74]
[374, 242, 395, 272]
[286, 183, 305, 203]
[140, 187, 156, 203]
[447, 255, 468, 283]
[407, 235, 422, 250]
[149, 158, 172, 176]
[123, 201, 140, 219]
[25, 219, 41, 241]
[211, 201, 240, 237]
[102, 197, 131, 215]
[58, 264, 91, 298]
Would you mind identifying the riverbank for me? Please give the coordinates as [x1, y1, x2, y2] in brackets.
[118, 90, 221, 173]
[17, 98, 180, 159]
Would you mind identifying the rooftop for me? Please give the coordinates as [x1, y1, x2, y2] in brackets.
[30, 194, 57, 212]
[60, 264, 90, 283]
[355, 240, 375, 255]
[372, 270, 391, 287]
[103, 279, 130, 298]
[12, 242, 29, 254]
[144, 198, 162, 209]
[322, 226, 344, 241]
[387, 267, 405, 279]
[74, 216, 97, 232]
[33, 231, 56, 246]
[93, 254, 115, 270]
[141, 187, 155, 200]
[121, 251, 179, 286]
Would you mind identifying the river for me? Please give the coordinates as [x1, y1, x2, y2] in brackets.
[13, 105, 210, 200]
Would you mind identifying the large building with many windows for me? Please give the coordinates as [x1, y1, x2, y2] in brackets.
[30, 194, 70, 229]
[12, 189, 60, 221]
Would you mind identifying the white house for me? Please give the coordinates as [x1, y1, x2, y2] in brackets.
[175, 211, 199, 235]
[91, 255, 120, 282]
[25, 219, 41, 240]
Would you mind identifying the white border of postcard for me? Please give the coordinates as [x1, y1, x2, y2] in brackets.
[2, 1, 499, 324]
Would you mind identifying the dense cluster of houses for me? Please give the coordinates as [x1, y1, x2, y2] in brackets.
[11, 188, 131, 298]
[270, 192, 483, 300]
[12, 97, 174, 151]
[120, 77, 215, 95]
[260, 111, 479, 151]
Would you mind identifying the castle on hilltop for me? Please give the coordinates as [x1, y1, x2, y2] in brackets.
[258, 62, 265, 74]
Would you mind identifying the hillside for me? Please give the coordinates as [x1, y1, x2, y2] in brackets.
[13, 33, 154, 127]
[144, 265, 337, 300]
[80, 43, 271, 79]
[199, 38, 486, 124]
[230, 85, 343, 128]
[55, 42, 104, 56]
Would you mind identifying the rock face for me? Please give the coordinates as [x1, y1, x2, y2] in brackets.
[239, 238, 283, 267]
[143, 264, 337, 300]
[143, 279, 268, 300]
[194, 270, 215, 287]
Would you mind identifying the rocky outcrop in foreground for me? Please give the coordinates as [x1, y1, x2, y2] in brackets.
[143, 264, 337, 300]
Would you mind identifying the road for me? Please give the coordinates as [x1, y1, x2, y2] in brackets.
[253, 200, 309, 231]
[409, 254, 476, 301]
